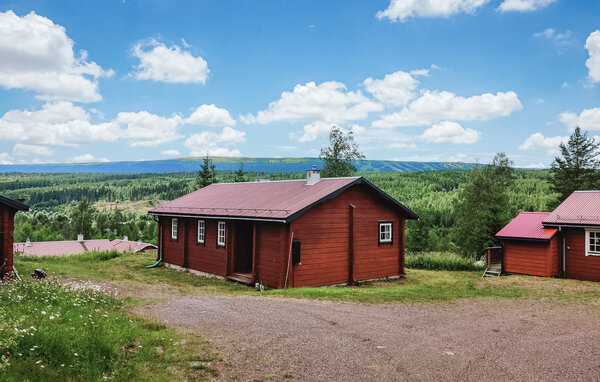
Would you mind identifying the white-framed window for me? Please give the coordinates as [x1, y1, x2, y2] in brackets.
[379, 222, 392, 244]
[217, 221, 226, 247]
[197, 220, 205, 243]
[585, 229, 600, 256]
[171, 218, 178, 240]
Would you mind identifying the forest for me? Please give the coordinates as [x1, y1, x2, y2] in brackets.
[3, 168, 557, 257]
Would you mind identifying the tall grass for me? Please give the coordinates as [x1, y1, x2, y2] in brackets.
[406, 252, 486, 271]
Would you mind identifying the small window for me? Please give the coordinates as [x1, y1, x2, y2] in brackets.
[217, 221, 226, 247]
[171, 218, 178, 240]
[379, 222, 392, 244]
[197, 220, 205, 243]
[292, 239, 301, 265]
[586, 229, 600, 256]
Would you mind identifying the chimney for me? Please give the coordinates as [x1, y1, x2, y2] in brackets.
[123, 235, 128, 242]
[25, 238, 31, 247]
[77, 233, 84, 242]
[306, 165, 321, 185]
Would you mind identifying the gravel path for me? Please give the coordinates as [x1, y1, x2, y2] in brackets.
[134, 295, 600, 381]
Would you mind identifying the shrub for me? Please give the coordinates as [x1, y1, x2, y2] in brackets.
[406, 252, 485, 271]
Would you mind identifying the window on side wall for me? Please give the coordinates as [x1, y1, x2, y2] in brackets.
[171, 218, 178, 240]
[197, 220, 205, 244]
[217, 221, 226, 247]
[586, 229, 600, 256]
[379, 222, 392, 244]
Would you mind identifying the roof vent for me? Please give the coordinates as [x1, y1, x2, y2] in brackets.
[123, 235, 128, 242]
[77, 233, 84, 242]
[25, 238, 31, 247]
[306, 165, 321, 186]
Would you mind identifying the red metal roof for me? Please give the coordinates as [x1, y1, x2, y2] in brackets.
[149, 177, 418, 222]
[14, 239, 156, 256]
[543, 191, 600, 226]
[496, 212, 558, 240]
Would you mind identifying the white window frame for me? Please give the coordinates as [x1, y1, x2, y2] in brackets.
[171, 218, 178, 240]
[197, 220, 205, 244]
[379, 222, 392, 244]
[585, 229, 600, 256]
[217, 221, 226, 247]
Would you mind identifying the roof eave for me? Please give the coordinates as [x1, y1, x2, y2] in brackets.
[0, 195, 29, 212]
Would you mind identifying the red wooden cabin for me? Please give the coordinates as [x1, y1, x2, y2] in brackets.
[0, 196, 29, 281]
[497, 191, 600, 281]
[149, 168, 418, 288]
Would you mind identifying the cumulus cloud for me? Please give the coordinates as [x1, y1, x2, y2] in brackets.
[161, 149, 180, 156]
[0, 102, 119, 146]
[520, 162, 547, 169]
[421, 121, 480, 144]
[376, 0, 489, 22]
[0, 152, 13, 165]
[0, 11, 111, 102]
[559, 107, 600, 131]
[132, 39, 209, 84]
[363, 69, 426, 107]
[519, 133, 567, 154]
[184, 127, 245, 157]
[585, 31, 600, 83]
[72, 153, 109, 163]
[498, 0, 555, 12]
[242, 81, 381, 141]
[185, 104, 236, 126]
[373, 90, 522, 128]
[13, 144, 53, 157]
[114, 111, 183, 147]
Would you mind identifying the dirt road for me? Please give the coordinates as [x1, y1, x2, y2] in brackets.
[133, 295, 600, 381]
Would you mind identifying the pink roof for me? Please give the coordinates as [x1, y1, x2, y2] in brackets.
[496, 212, 558, 240]
[149, 177, 418, 222]
[14, 239, 156, 256]
[543, 191, 600, 226]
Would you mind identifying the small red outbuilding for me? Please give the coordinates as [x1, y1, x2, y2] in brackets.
[497, 191, 600, 282]
[0, 195, 29, 281]
[149, 169, 418, 288]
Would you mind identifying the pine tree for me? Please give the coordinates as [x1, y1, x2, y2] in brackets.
[319, 126, 365, 178]
[234, 166, 246, 182]
[550, 127, 600, 203]
[196, 154, 217, 189]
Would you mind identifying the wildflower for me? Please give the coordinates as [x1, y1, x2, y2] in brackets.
[41, 311, 46, 315]
[74, 353, 78, 357]
[36, 360, 42, 364]
[49, 316, 55, 320]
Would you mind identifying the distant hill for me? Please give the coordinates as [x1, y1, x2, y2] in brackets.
[0, 157, 478, 174]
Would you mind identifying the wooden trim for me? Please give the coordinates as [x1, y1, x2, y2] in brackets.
[378, 221, 393, 246]
[196, 219, 206, 246]
[400, 217, 405, 275]
[349, 204, 355, 284]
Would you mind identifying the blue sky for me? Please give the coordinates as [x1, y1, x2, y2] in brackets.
[0, 0, 600, 167]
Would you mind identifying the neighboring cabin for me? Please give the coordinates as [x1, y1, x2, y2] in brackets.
[497, 191, 600, 282]
[149, 168, 418, 288]
[0, 196, 29, 281]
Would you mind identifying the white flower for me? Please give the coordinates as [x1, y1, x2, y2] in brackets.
[49, 316, 55, 320]
[41, 311, 46, 315]
[74, 353, 78, 357]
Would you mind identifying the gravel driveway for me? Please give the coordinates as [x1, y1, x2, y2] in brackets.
[134, 295, 600, 381]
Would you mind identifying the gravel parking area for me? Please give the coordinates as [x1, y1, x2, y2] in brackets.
[134, 295, 600, 381]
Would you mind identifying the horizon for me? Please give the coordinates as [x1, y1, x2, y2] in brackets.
[0, 1, 599, 168]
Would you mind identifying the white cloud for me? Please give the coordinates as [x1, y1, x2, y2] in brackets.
[520, 162, 547, 169]
[0, 102, 119, 146]
[559, 108, 600, 131]
[184, 127, 245, 157]
[161, 149, 180, 156]
[373, 90, 522, 128]
[71, 153, 110, 163]
[519, 132, 567, 154]
[363, 69, 425, 107]
[376, 0, 489, 22]
[0, 11, 111, 102]
[114, 111, 183, 147]
[185, 104, 236, 127]
[388, 142, 418, 149]
[533, 28, 574, 48]
[421, 121, 480, 144]
[0, 153, 12, 165]
[132, 39, 209, 84]
[13, 143, 53, 157]
[585, 30, 600, 83]
[498, 0, 555, 12]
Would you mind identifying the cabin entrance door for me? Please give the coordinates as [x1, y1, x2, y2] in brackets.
[233, 222, 253, 276]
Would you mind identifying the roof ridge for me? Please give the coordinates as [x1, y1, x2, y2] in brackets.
[210, 176, 362, 185]
[573, 190, 600, 193]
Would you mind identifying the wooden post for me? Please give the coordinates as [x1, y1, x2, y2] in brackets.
[349, 204, 355, 284]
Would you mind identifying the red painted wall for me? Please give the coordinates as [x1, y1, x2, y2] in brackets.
[0, 205, 16, 281]
[290, 184, 405, 288]
[255, 222, 286, 288]
[564, 229, 600, 282]
[502, 238, 559, 277]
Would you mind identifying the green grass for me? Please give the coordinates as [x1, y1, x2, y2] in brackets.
[405, 252, 486, 271]
[0, 278, 219, 381]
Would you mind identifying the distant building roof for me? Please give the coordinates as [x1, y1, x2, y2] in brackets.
[543, 191, 600, 226]
[149, 177, 418, 222]
[14, 239, 156, 256]
[496, 212, 558, 240]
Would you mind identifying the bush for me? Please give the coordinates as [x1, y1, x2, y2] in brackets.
[406, 252, 485, 271]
